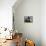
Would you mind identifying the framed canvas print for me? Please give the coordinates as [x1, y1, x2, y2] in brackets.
[24, 16, 33, 23]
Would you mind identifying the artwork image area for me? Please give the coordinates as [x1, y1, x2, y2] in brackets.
[24, 16, 33, 23]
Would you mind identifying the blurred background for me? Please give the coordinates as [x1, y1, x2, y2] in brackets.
[0, 0, 46, 46]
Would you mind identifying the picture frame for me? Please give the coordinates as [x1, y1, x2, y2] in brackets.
[24, 16, 33, 23]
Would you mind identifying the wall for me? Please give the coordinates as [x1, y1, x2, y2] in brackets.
[0, 0, 16, 30]
[41, 0, 46, 46]
[13, 0, 41, 46]
[0, 0, 46, 46]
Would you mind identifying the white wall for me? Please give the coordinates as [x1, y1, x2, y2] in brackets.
[41, 0, 46, 46]
[0, 0, 46, 46]
[0, 0, 16, 30]
[13, 0, 41, 46]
